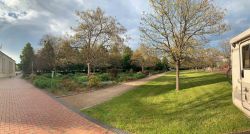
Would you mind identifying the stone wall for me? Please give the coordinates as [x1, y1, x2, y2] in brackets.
[0, 51, 16, 78]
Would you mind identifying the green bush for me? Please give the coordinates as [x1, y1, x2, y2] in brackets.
[74, 75, 88, 83]
[41, 73, 52, 78]
[88, 75, 101, 87]
[108, 69, 119, 79]
[60, 79, 79, 91]
[97, 73, 111, 81]
[117, 72, 146, 82]
[133, 72, 146, 79]
[117, 73, 128, 82]
[33, 76, 59, 89]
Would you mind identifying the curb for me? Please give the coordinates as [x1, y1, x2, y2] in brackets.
[42, 89, 129, 134]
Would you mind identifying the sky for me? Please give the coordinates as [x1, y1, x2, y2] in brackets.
[0, 0, 250, 63]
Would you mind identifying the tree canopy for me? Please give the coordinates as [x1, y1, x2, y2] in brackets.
[140, 0, 228, 91]
[20, 42, 34, 75]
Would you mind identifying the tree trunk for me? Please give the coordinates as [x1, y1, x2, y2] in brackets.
[226, 60, 231, 78]
[87, 63, 91, 76]
[141, 65, 144, 72]
[176, 61, 180, 92]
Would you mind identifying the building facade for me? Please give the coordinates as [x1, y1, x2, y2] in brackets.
[0, 51, 16, 78]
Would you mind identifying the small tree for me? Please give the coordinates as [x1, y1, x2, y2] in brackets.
[161, 56, 169, 71]
[56, 38, 80, 68]
[108, 45, 122, 69]
[132, 44, 158, 72]
[220, 40, 231, 77]
[20, 42, 34, 75]
[122, 46, 133, 71]
[140, 0, 228, 91]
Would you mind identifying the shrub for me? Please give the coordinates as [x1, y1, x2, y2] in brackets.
[74, 75, 88, 83]
[97, 73, 111, 81]
[55, 73, 63, 77]
[88, 75, 101, 87]
[142, 70, 150, 75]
[33, 76, 59, 89]
[134, 72, 146, 79]
[41, 73, 52, 78]
[117, 72, 146, 82]
[117, 73, 128, 82]
[60, 79, 79, 91]
[108, 69, 119, 79]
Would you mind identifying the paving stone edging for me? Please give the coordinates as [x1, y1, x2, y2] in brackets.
[41, 89, 129, 134]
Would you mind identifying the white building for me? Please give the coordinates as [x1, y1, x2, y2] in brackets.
[0, 51, 16, 78]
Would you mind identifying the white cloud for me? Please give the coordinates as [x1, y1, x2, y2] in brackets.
[19, 10, 39, 20]
[49, 19, 72, 35]
[0, 0, 36, 23]
[2, 0, 248, 63]
[2, 0, 21, 8]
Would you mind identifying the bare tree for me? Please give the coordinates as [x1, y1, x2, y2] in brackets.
[132, 44, 159, 72]
[140, 0, 228, 91]
[220, 40, 231, 78]
[73, 7, 126, 76]
[56, 38, 80, 67]
[37, 35, 58, 72]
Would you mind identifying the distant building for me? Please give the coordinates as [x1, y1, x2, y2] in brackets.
[0, 51, 16, 78]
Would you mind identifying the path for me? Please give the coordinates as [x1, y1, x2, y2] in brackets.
[60, 73, 165, 110]
[0, 77, 112, 134]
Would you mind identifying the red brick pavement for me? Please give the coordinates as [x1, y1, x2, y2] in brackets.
[0, 77, 112, 134]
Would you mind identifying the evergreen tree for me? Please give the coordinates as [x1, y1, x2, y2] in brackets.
[40, 38, 56, 71]
[122, 46, 133, 71]
[20, 42, 34, 74]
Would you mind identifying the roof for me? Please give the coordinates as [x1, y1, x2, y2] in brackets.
[0, 51, 16, 62]
[230, 28, 250, 45]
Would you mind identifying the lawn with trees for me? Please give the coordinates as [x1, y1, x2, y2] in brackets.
[19, 0, 231, 96]
[140, 0, 228, 91]
[83, 71, 250, 134]
[19, 8, 167, 95]
[17, 0, 245, 133]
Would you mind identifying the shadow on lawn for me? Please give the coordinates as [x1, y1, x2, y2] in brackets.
[127, 73, 233, 132]
[84, 72, 240, 133]
[136, 73, 229, 97]
[132, 88, 232, 132]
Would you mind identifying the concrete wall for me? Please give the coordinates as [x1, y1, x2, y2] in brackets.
[0, 51, 16, 78]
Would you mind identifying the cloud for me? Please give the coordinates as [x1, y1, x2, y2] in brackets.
[0, 0, 250, 63]
[209, 0, 250, 47]
[0, 0, 151, 63]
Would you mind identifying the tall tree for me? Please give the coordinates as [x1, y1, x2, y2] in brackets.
[38, 35, 57, 72]
[20, 42, 34, 75]
[73, 7, 126, 75]
[140, 0, 228, 91]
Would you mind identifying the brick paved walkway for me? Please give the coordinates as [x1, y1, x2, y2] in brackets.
[0, 77, 112, 134]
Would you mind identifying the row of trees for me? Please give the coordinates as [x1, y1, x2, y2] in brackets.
[20, 0, 230, 91]
[20, 39, 169, 75]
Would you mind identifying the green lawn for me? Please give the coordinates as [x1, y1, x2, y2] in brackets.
[82, 71, 250, 134]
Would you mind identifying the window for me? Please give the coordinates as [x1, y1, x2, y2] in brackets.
[243, 44, 250, 69]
